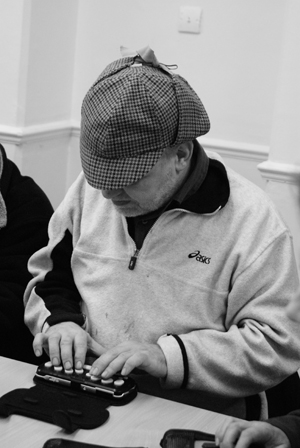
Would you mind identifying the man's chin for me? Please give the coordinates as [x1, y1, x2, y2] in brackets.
[113, 203, 143, 217]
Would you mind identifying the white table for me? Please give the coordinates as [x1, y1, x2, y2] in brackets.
[0, 356, 232, 448]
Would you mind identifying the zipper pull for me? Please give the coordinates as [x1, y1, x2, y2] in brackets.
[128, 249, 139, 270]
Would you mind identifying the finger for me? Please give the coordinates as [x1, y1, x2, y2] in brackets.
[220, 422, 251, 448]
[32, 333, 47, 357]
[73, 334, 88, 370]
[102, 352, 146, 377]
[92, 351, 129, 378]
[47, 332, 63, 366]
[102, 354, 130, 378]
[120, 352, 144, 376]
[220, 427, 241, 448]
[59, 334, 76, 369]
[215, 418, 237, 443]
[234, 428, 264, 448]
[87, 336, 106, 357]
[90, 345, 133, 376]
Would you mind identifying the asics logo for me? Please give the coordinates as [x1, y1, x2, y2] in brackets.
[188, 250, 211, 265]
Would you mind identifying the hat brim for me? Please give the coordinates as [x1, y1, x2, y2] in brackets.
[80, 142, 164, 190]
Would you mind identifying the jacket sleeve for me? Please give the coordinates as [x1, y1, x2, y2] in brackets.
[24, 178, 86, 335]
[268, 409, 300, 448]
[158, 229, 300, 397]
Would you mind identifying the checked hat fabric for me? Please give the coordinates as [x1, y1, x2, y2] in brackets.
[80, 48, 210, 190]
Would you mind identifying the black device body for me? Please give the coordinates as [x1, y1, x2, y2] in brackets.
[34, 362, 138, 405]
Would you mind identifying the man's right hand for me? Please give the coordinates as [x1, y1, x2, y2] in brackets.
[33, 322, 105, 370]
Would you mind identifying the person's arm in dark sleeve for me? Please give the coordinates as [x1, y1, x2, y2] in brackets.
[33, 229, 86, 330]
[24, 176, 86, 336]
[24, 173, 103, 369]
[0, 147, 54, 363]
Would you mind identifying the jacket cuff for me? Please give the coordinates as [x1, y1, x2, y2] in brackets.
[157, 334, 188, 389]
[45, 313, 86, 328]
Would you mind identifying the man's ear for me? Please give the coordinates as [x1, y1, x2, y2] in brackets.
[175, 141, 194, 172]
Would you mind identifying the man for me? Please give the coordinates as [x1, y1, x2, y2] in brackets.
[0, 143, 53, 364]
[216, 290, 300, 448]
[24, 46, 300, 418]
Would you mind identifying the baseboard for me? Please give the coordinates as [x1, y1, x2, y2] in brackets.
[199, 137, 269, 162]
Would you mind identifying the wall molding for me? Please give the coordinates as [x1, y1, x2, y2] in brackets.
[0, 123, 269, 162]
[0, 121, 78, 145]
[2, 121, 298, 184]
[199, 137, 269, 162]
[258, 160, 300, 184]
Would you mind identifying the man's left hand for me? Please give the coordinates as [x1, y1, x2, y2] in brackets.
[89, 341, 167, 379]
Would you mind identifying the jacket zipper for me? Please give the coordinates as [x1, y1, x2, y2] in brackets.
[128, 249, 140, 270]
[127, 209, 184, 271]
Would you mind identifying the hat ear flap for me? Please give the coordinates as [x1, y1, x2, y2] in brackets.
[172, 75, 210, 146]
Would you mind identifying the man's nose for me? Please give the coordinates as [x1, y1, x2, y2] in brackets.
[101, 189, 122, 199]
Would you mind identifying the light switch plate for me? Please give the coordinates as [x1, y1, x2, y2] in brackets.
[178, 6, 202, 34]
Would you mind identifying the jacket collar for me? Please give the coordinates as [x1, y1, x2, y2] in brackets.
[130, 140, 230, 225]
[169, 140, 230, 214]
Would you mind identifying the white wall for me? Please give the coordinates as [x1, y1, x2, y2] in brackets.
[69, 0, 287, 194]
[257, 0, 300, 268]
[24, 1, 78, 126]
[0, 1, 299, 267]
[72, 0, 286, 147]
[0, 0, 78, 208]
[0, 0, 26, 125]
[1, 0, 284, 192]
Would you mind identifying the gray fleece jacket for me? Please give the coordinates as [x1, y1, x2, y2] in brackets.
[24, 152, 300, 417]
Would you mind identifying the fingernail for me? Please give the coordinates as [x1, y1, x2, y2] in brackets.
[101, 369, 108, 378]
[64, 361, 72, 370]
[91, 367, 99, 376]
[52, 357, 59, 366]
[76, 361, 82, 369]
[35, 349, 41, 357]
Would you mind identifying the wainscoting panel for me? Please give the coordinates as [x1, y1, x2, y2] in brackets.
[0, 124, 270, 208]
[199, 137, 269, 191]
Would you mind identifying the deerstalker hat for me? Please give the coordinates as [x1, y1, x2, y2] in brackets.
[80, 46, 210, 190]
